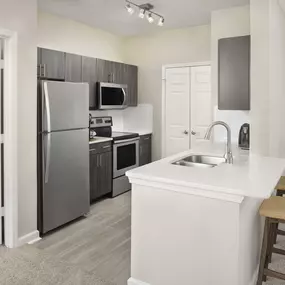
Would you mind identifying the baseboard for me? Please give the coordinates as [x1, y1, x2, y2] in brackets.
[128, 277, 151, 285]
[17, 230, 41, 247]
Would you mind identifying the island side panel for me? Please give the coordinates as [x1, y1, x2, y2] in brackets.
[130, 184, 241, 285]
[238, 197, 264, 285]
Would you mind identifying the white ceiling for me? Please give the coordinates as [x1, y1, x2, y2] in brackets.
[38, 0, 249, 36]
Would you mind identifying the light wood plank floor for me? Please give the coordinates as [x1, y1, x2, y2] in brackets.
[34, 192, 131, 285]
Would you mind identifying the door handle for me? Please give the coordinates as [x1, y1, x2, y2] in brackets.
[44, 133, 51, 183]
[184, 130, 189, 135]
[191, 131, 197, 136]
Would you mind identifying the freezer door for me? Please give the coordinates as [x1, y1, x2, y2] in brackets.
[42, 128, 90, 234]
[42, 81, 89, 132]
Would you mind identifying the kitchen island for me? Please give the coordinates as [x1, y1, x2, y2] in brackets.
[126, 143, 285, 285]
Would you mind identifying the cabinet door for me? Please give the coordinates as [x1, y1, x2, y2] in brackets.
[38, 48, 65, 80]
[113, 62, 125, 84]
[82, 56, 97, 110]
[98, 151, 112, 197]
[218, 36, 250, 110]
[96, 59, 113, 83]
[65, 53, 82, 82]
[126, 65, 138, 106]
[139, 137, 152, 166]
[90, 152, 100, 201]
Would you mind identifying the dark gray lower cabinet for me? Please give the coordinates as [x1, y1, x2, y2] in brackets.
[89, 142, 112, 201]
[139, 134, 152, 166]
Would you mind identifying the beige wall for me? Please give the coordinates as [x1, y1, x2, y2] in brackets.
[0, 0, 38, 240]
[124, 26, 211, 160]
[38, 12, 125, 62]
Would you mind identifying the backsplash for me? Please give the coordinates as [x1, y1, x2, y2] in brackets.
[213, 106, 250, 144]
[89, 104, 153, 133]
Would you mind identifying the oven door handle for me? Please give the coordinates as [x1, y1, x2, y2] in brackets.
[114, 137, 139, 144]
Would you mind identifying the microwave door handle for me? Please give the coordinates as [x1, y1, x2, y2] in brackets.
[122, 87, 127, 106]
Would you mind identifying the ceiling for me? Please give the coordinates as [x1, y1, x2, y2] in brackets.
[38, 0, 249, 36]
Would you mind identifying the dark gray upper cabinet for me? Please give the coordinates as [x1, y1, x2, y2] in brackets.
[96, 59, 113, 83]
[139, 134, 152, 166]
[218, 35, 250, 110]
[82, 56, 97, 110]
[38, 48, 65, 80]
[126, 65, 138, 106]
[65, 53, 82, 82]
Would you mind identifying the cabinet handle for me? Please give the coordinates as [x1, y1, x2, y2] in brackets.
[144, 137, 150, 141]
[113, 73, 115, 83]
[140, 146, 142, 155]
[108, 73, 111, 83]
[97, 156, 99, 167]
[89, 149, 97, 152]
[100, 155, 102, 166]
[103, 145, 111, 149]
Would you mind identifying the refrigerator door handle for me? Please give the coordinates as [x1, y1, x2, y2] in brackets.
[44, 133, 51, 184]
[43, 82, 51, 133]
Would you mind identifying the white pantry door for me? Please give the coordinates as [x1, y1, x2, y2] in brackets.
[190, 66, 212, 148]
[0, 38, 3, 245]
[165, 67, 190, 157]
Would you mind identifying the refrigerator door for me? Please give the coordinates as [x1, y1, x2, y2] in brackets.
[42, 81, 89, 132]
[42, 128, 90, 234]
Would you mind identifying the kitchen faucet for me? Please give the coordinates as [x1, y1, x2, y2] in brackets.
[204, 121, 233, 164]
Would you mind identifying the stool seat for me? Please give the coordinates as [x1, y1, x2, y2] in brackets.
[260, 196, 285, 220]
[276, 176, 285, 191]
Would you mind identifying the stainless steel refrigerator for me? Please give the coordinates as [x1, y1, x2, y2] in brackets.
[38, 80, 90, 234]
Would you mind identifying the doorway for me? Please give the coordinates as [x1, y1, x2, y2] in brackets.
[162, 63, 212, 158]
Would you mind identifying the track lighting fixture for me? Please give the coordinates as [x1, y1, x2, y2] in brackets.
[125, 1, 165, 27]
[158, 17, 164, 26]
[138, 9, 146, 19]
[147, 12, 154, 23]
[125, 2, 134, 15]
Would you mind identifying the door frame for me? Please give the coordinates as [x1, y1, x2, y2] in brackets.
[161, 61, 211, 158]
[0, 28, 18, 248]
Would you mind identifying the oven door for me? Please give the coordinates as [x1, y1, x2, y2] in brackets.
[98, 82, 128, 110]
[113, 138, 139, 178]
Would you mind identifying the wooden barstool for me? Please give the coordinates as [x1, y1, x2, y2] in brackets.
[273, 177, 285, 245]
[257, 196, 285, 284]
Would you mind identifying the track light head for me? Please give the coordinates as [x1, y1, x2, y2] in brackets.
[147, 12, 154, 23]
[125, 2, 134, 14]
[158, 17, 164, 26]
[139, 9, 146, 19]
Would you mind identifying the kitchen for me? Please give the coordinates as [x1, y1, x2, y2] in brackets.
[0, 0, 285, 285]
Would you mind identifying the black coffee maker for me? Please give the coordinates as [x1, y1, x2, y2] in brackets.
[238, 123, 250, 150]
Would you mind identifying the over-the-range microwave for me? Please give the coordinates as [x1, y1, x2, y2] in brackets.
[98, 82, 128, 110]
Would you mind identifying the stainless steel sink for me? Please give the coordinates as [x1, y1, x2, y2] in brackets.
[172, 155, 226, 168]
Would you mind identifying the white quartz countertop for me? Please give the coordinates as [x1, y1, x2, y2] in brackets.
[127, 142, 285, 200]
[89, 137, 113, 144]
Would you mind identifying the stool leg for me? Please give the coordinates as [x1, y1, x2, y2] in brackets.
[257, 218, 271, 285]
[269, 222, 278, 263]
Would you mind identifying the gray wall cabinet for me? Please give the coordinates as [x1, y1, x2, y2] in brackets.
[65, 53, 82, 83]
[139, 134, 152, 166]
[37, 48, 138, 109]
[126, 65, 138, 106]
[37, 48, 65, 80]
[82, 56, 97, 110]
[218, 35, 250, 110]
[89, 142, 112, 202]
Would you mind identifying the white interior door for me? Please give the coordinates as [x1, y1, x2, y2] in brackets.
[190, 66, 212, 148]
[0, 38, 3, 245]
[165, 67, 190, 157]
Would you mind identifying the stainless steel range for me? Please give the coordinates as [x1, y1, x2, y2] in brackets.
[89, 116, 139, 197]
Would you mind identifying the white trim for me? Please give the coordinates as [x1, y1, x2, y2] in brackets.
[128, 177, 244, 204]
[0, 59, 3, 69]
[0, 207, 4, 217]
[128, 278, 151, 285]
[17, 231, 40, 247]
[0, 29, 19, 248]
[161, 61, 211, 158]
